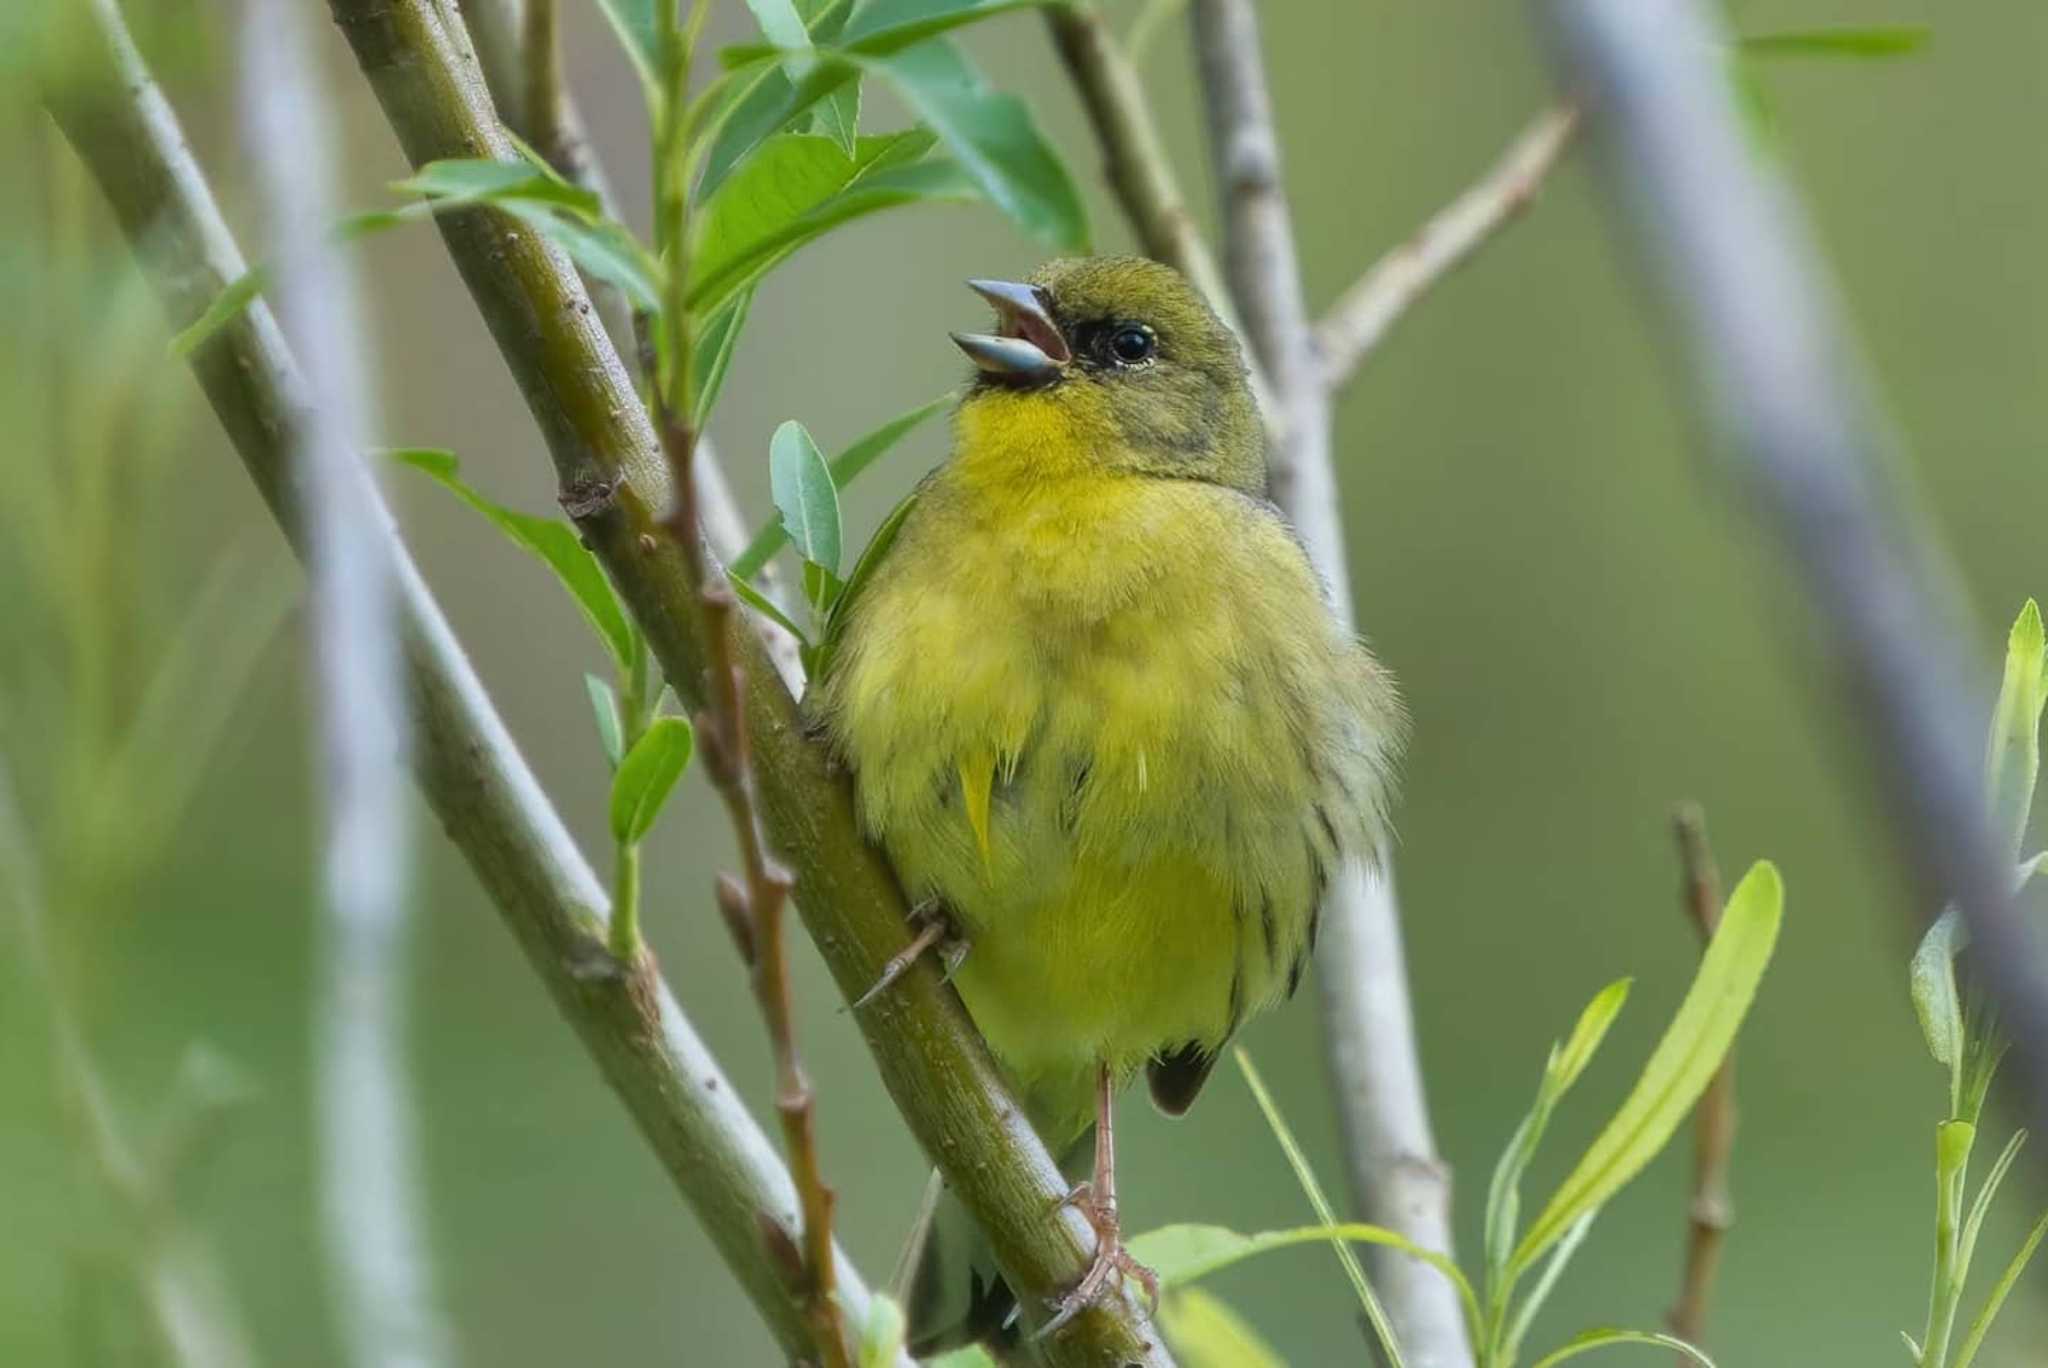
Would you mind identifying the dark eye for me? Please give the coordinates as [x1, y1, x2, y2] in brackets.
[1105, 323, 1156, 365]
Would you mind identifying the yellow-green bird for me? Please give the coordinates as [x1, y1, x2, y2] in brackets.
[814, 256, 1403, 1349]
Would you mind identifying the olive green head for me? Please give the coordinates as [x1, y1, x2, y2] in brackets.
[950, 256, 1266, 493]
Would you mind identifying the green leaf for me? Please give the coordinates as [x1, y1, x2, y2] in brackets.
[1483, 979, 1630, 1299]
[813, 487, 918, 682]
[731, 390, 953, 579]
[389, 447, 637, 671]
[586, 674, 626, 769]
[923, 1347, 1000, 1368]
[609, 716, 695, 845]
[393, 159, 602, 217]
[1738, 26, 1932, 59]
[170, 269, 270, 358]
[1960, 1129, 2026, 1284]
[835, 0, 1047, 53]
[854, 1289, 907, 1368]
[746, 0, 813, 51]
[1911, 908, 1967, 1070]
[496, 202, 663, 311]
[727, 568, 814, 646]
[1510, 861, 1784, 1277]
[1235, 1048, 1410, 1368]
[1159, 1288, 1289, 1368]
[690, 129, 941, 313]
[1554, 978, 1632, 1094]
[1130, 1223, 1477, 1330]
[809, 83, 861, 154]
[847, 39, 1088, 251]
[593, 0, 662, 97]
[1529, 1327, 1716, 1368]
[769, 420, 843, 577]
[1952, 1206, 2048, 1368]
[692, 288, 756, 428]
[1987, 599, 2047, 861]
[1499, 1210, 1599, 1368]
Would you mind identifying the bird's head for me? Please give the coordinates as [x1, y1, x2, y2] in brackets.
[950, 256, 1265, 494]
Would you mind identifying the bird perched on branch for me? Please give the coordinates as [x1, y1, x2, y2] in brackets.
[814, 256, 1402, 1350]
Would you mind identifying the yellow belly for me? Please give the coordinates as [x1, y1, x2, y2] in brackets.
[818, 465, 1395, 1141]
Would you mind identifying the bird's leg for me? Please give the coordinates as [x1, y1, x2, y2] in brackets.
[1040, 1063, 1160, 1337]
[851, 898, 969, 1009]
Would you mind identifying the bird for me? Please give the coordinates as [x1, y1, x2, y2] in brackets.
[811, 255, 1403, 1351]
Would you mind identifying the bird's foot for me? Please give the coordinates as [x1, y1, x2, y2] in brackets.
[1038, 1183, 1159, 1338]
[851, 899, 968, 1009]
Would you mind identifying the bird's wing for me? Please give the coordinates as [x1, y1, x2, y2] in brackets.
[810, 484, 921, 684]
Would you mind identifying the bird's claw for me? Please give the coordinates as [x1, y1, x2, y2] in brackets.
[851, 900, 968, 1009]
[1037, 1183, 1159, 1338]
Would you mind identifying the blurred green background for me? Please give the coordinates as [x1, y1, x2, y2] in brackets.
[5, 0, 2046, 1363]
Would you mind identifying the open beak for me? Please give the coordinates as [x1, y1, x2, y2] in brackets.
[951, 279, 1069, 385]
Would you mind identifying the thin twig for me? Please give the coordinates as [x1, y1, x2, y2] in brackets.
[238, 0, 447, 1360]
[323, 0, 1170, 1358]
[651, 40, 847, 1350]
[1315, 103, 1581, 390]
[41, 3, 906, 1358]
[1667, 804, 1735, 1353]
[1542, 0, 2048, 1125]
[1186, 4, 1471, 1365]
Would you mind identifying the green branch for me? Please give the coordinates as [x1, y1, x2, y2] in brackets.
[320, 0, 1171, 1359]
[40, 0, 897, 1358]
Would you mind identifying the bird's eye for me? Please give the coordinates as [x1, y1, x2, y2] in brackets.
[1105, 324, 1157, 366]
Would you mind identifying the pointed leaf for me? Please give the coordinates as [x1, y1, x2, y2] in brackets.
[609, 716, 695, 845]
[593, 0, 662, 97]
[814, 488, 919, 682]
[728, 568, 813, 646]
[769, 420, 843, 576]
[1129, 1223, 1476, 1331]
[731, 390, 953, 578]
[1987, 599, 2047, 861]
[586, 674, 626, 768]
[393, 159, 602, 217]
[497, 203, 663, 311]
[692, 288, 756, 427]
[1159, 1288, 1289, 1368]
[1952, 1206, 2048, 1368]
[1554, 978, 1633, 1093]
[1738, 26, 1932, 59]
[1510, 862, 1784, 1277]
[1911, 907, 1967, 1069]
[1529, 1327, 1716, 1368]
[389, 448, 636, 670]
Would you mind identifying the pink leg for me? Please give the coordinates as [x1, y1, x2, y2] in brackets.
[1041, 1063, 1160, 1337]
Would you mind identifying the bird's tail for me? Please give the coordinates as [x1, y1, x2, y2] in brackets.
[896, 1131, 1094, 1357]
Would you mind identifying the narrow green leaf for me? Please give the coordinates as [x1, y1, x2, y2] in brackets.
[699, 0, 860, 198]
[746, 0, 812, 51]
[1952, 1207, 2048, 1368]
[497, 202, 664, 311]
[802, 559, 846, 616]
[1510, 862, 1784, 1276]
[855, 1289, 907, 1368]
[728, 568, 814, 645]
[1499, 1210, 1599, 1368]
[1130, 1223, 1477, 1333]
[692, 288, 756, 428]
[593, 0, 662, 96]
[1987, 599, 2047, 861]
[834, 0, 1047, 53]
[1554, 978, 1633, 1094]
[731, 390, 953, 579]
[769, 420, 843, 576]
[389, 447, 636, 670]
[1159, 1288, 1289, 1368]
[690, 129, 940, 313]
[1236, 1048, 1408, 1368]
[809, 83, 861, 154]
[170, 269, 270, 358]
[609, 716, 695, 845]
[1960, 1129, 2026, 1288]
[586, 674, 626, 769]
[393, 158, 602, 217]
[813, 488, 918, 682]
[1529, 1327, 1716, 1368]
[850, 39, 1088, 251]
[1911, 908, 1967, 1070]
[1738, 26, 1932, 59]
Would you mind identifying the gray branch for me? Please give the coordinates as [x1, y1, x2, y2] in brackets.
[1188, 3, 1472, 1364]
[1540, 0, 2048, 1110]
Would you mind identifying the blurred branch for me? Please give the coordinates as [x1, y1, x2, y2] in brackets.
[1187, 3, 1471, 1365]
[40, 2, 899, 1359]
[0, 761, 258, 1368]
[1314, 103, 1581, 391]
[238, 0, 448, 1361]
[1541, 0, 2048, 1117]
[321, 0, 1171, 1359]
[1667, 804, 1734, 1354]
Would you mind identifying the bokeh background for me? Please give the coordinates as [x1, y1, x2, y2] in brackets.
[5, 0, 2045, 1363]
